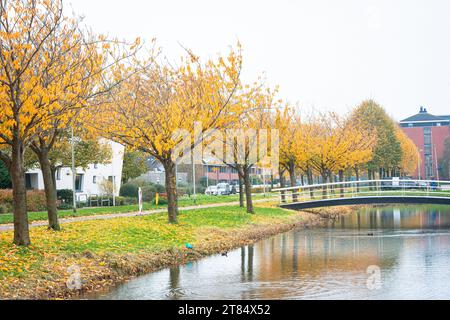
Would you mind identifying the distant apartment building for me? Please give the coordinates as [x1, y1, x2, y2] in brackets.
[138, 158, 271, 189]
[25, 140, 125, 200]
[400, 107, 450, 179]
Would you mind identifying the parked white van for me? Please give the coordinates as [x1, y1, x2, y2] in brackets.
[216, 183, 232, 195]
[205, 186, 218, 195]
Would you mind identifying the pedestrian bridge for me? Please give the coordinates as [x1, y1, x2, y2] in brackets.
[273, 179, 450, 210]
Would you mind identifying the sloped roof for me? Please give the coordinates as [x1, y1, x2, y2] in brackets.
[400, 110, 449, 123]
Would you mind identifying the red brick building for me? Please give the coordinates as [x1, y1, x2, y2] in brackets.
[400, 107, 450, 180]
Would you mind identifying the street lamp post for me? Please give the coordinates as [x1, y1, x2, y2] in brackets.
[111, 157, 116, 207]
[71, 127, 77, 213]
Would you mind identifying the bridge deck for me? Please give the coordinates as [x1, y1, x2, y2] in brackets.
[274, 179, 450, 210]
[280, 196, 450, 210]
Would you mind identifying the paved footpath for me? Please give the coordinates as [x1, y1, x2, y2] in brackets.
[0, 199, 273, 232]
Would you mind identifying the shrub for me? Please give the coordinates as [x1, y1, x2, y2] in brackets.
[120, 180, 165, 202]
[0, 203, 11, 214]
[107, 196, 136, 206]
[98, 179, 114, 196]
[120, 182, 139, 198]
[57, 189, 73, 204]
[0, 161, 11, 189]
[0, 189, 47, 212]
[0, 190, 12, 207]
[26, 190, 47, 212]
[58, 203, 72, 210]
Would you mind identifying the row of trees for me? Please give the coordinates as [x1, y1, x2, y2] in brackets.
[0, 0, 419, 246]
[277, 100, 419, 193]
[0, 0, 277, 244]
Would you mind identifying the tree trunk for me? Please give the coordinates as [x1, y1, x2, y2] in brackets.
[279, 168, 286, 203]
[355, 166, 360, 193]
[51, 166, 57, 193]
[338, 170, 344, 197]
[328, 171, 335, 195]
[163, 161, 178, 224]
[243, 166, 254, 214]
[238, 165, 245, 208]
[11, 141, 30, 246]
[288, 164, 298, 202]
[37, 150, 60, 231]
[270, 172, 274, 189]
[306, 168, 314, 199]
[322, 172, 328, 199]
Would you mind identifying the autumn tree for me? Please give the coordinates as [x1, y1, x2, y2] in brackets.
[0, 0, 73, 244]
[350, 100, 402, 179]
[396, 129, 418, 177]
[98, 46, 243, 223]
[304, 112, 374, 196]
[219, 85, 278, 213]
[275, 105, 302, 202]
[122, 150, 149, 183]
[0, 0, 135, 243]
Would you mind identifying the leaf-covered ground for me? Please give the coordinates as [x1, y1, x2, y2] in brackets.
[0, 204, 320, 299]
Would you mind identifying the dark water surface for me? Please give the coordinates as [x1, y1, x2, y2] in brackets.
[99, 205, 450, 300]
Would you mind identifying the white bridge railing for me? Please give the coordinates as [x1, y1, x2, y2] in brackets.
[272, 179, 450, 205]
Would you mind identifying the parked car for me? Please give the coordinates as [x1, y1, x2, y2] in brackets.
[216, 183, 232, 195]
[205, 186, 218, 195]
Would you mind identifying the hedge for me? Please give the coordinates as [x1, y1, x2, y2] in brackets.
[0, 189, 47, 213]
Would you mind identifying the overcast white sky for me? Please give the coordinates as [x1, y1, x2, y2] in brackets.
[68, 0, 450, 121]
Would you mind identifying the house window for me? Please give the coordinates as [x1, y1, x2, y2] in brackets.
[220, 167, 227, 173]
[423, 128, 433, 179]
[56, 168, 61, 181]
[93, 176, 97, 184]
[25, 174, 32, 190]
[75, 174, 84, 192]
[94, 163, 98, 169]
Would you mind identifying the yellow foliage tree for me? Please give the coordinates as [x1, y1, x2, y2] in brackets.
[307, 112, 374, 195]
[396, 129, 419, 177]
[275, 105, 303, 201]
[221, 85, 278, 213]
[0, 0, 134, 244]
[97, 46, 243, 223]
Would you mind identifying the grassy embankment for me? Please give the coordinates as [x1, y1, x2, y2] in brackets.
[0, 203, 320, 299]
[0, 194, 271, 225]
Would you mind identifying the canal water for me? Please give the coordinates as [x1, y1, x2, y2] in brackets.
[99, 205, 450, 300]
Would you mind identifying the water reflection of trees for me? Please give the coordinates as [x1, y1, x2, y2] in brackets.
[244, 206, 450, 299]
[164, 207, 450, 300]
[337, 206, 450, 230]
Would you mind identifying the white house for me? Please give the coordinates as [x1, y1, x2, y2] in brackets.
[26, 140, 125, 200]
